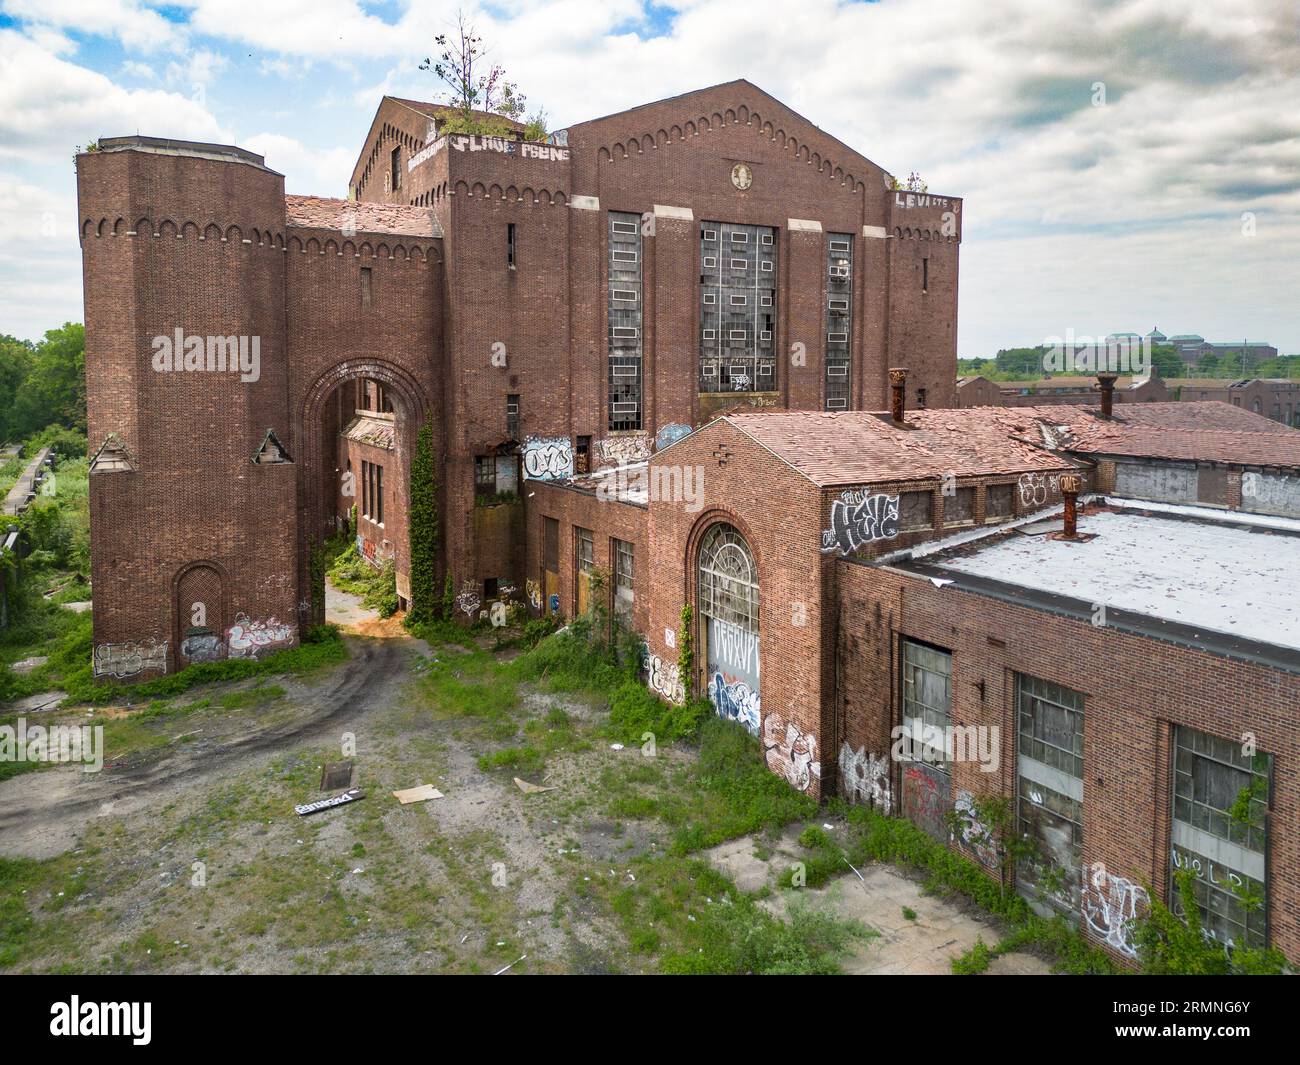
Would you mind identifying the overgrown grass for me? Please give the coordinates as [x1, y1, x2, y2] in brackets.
[328, 542, 398, 617]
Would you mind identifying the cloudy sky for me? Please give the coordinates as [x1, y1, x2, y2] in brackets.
[1, 0, 1297, 355]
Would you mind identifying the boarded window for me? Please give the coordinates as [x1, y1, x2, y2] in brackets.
[985, 483, 1013, 519]
[899, 490, 932, 531]
[947, 486, 975, 522]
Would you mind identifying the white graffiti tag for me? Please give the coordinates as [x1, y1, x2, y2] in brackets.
[1082, 864, 1149, 959]
[762, 714, 821, 793]
[596, 434, 652, 468]
[838, 743, 891, 813]
[225, 614, 294, 659]
[93, 638, 168, 678]
[645, 651, 686, 705]
[821, 491, 900, 554]
[1017, 472, 1061, 509]
[455, 580, 482, 619]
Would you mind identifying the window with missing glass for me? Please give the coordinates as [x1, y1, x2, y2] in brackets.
[1170, 726, 1270, 949]
[824, 234, 853, 409]
[613, 538, 634, 621]
[700, 221, 777, 393]
[1016, 674, 1085, 915]
[576, 527, 595, 572]
[608, 212, 643, 430]
[474, 456, 496, 497]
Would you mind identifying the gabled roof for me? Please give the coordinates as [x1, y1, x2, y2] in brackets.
[719, 401, 1300, 487]
[722, 408, 1080, 487]
[284, 195, 442, 238]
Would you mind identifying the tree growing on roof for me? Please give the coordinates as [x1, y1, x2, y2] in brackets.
[420, 12, 532, 137]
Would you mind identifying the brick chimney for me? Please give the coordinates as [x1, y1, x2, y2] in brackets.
[889, 367, 908, 422]
[1096, 373, 1118, 419]
[1060, 474, 1081, 538]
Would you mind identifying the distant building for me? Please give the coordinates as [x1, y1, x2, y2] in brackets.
[1170, 378, 1300, 427]
[956, 373, 1168, 408]
[1166, 334, 1277, 368]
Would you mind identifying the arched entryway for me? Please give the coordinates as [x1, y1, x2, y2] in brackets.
[174, 561, 226, 664]
[697, 522, 761, 734]
[294, 359, 434, 627]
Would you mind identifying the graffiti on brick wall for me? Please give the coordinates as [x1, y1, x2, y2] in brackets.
[93, 638, 168, 678]
[596, 434, 652, 468]
[821, 490, 900, 554]
[1082, 863, 1149, 959]
[226, 614, 294, 659]
[901, 763, 948, 837]
[645, 650, 686, 705]
[522, 436, 574, 480]
[526, 579, 542, 611]
[762, 713, 821, 793]
[708, 673, 760, 734]
[655, 423, 692, 451]
[455, 581, 482, 619]
[180, 630, 224, 664]
[1018, 472, 1061, 508]
[952, 790, 999, 869]
[838, 743, 891, 813]
[356, 534, 377, 563]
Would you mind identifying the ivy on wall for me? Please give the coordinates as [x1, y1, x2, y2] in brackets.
[406, 422, 439, 625]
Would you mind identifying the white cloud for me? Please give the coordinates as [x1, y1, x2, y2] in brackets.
[241, 132, 354, 195]
[3, 0, 186, 51]
[0, 30, 228, 163]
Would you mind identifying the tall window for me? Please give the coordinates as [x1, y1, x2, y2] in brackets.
[608, 212, 643, 430]
[698, 523, 758, 632]
[900, 640, 952, 839]
[613, 539, 634, 623]
[390, 146, 401, 191]
[699, 523, 760, 733]
[700, 221, 777, 393]
[1016, 674, 1084, 914]
[1171, 726, 1270, 949]
[825, 234, 852, 409]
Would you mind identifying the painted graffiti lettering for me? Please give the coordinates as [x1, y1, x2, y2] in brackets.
[708, 673, 760, 734]
[709, 618, 759, 678]
[1082, 863, 1149, 959]
[180, 630, 224, 663]
[93, 638, 168, 678]
[821, 491, 900, 554]
[455, 580, 482, 619]
[1017, 472, 1061, 509]
[225, 614, 294, 659]
[762, 713, 820, 793]
[595, 434, 652, 468]
[645, 650, 685, 705]
[522, 436, 574, 480]
[838, 743, 891, 813]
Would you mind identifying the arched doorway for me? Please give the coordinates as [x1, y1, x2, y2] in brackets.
[697, 522, 760, 733]
[175, 562, 226, 664]
[295, 359, 434, 627]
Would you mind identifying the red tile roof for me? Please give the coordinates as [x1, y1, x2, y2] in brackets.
[724, 402, 1300, 485]
[284, 195, 442, 238]
[724, 409, 1080, 486]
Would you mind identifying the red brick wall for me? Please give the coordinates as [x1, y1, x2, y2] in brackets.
[835, 562, 1300, 964]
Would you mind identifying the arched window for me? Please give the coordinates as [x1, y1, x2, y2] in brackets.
[698, 523, 760, 733]
[698, 523, 758, 632]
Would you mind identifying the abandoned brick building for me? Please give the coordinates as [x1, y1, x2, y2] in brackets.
[529, 390, 1300, 963]
[77, 79, 960, 670]
[78, 80, 1299, 964]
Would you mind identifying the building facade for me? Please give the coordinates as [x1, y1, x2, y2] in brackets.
[526, 394, 1300, 964]
[77, 80, 962, 675]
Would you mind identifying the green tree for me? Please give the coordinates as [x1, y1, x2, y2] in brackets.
[420, 13, 530, 136]
[406, 422, 439, 625]
[1148, 344, 1184, 379]
[4, 323, 86, 440]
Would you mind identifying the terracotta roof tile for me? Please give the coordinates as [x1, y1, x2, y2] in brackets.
[724, 402, 1300, 485]
[284, 195, 442, 238]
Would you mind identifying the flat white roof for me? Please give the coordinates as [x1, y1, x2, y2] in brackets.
[933, 507, 1300, 654]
